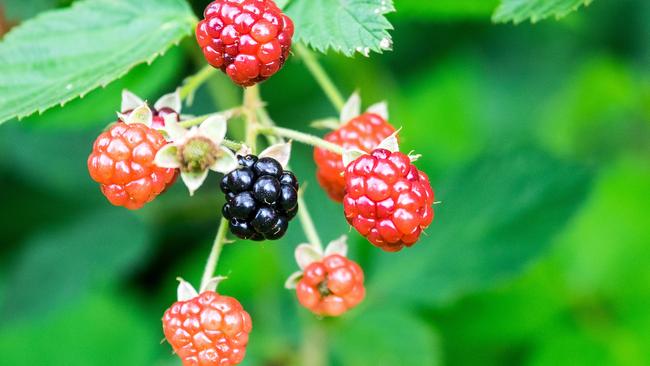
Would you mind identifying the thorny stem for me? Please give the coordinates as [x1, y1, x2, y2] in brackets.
[295, 43, 346, 113]
[179, 65, 217, 101]
[199, 217, 229, 291]
[257, 126, 345, 155]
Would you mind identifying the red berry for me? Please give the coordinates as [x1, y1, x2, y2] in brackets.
[196, 0, 294, 87]
[163, 291, 252, 366]
[343, 149, 434, 252]
[314, 113, 396, 202]
[296, 254, 365, 316]
[87, 122, 176, 209]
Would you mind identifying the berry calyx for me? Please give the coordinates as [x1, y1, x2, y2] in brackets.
[163, 290, 252, 366]
[295, 254, 365, 317]
[120, 90, 181, 129]
[196, 0, 294, 87]
[343, 148, 434, 252]
[314, 112, 395, 202]
[88, 107, 176, 209]
[221, 153, 298, 241]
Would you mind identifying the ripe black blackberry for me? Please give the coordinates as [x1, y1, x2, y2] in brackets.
[221, 155, 299, 241]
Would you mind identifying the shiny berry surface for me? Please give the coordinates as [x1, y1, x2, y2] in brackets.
[296, 254, 365, 317]
[343, 149, 434, 252]
[87, 122, 176, 210]
[221, 155, 298, 241]
[196, 0, 294, 87]
[314, 113, 396, 202]
[162, 291, 252, 366]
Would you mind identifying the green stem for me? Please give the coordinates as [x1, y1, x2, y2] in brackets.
[243, 86, 262, 151]
[300, 321, 328, 366]
[179, 65, 217, 101]
[222, 139, 243, 151]
[252, 86, 327, 366]
[199, 217, 229, 291]
[253, 98, 325, 252]
[257, 126, 345, 155]
[296, 193, 323, 251]
[295, 43, 346, 113]
[178, 107, 243, 129]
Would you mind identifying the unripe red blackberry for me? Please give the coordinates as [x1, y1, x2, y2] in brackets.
[163, 290, 252, 365]
[314, 113, 396, 202]
[88, 121, 176, 209]
[343, 149, 434, 252]
[296, 254, 365, 317]
[221, 155, 299, 240]
[196, 0, 294, 87]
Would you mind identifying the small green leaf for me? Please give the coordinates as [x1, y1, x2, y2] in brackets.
[493, 0, 593, 24]
[332, 309, 440, 365]
[1, 210, 151, 322]
[0, 0, 196, 124]
[285, 0, 395, 57]
[369, 148, 593, 304]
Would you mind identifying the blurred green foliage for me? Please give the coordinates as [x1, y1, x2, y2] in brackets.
[1, 0, 649, 365]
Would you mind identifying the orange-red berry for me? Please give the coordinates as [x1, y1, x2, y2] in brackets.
[87, 122, 176, 209]
[343, 149, 434, 252]
[196, 0, 294, 87]
[162, 291, 252, 366]
[296, 254, 365, 316]
[313, 113, 395, 202]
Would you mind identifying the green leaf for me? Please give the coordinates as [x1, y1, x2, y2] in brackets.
[285, 0, 395, 56]
[493, 0, 593, 24]
[331, 309, 439, 365]
[3, 0, 57, 20]
[0, 0, 196, 125]
[369, 148, 593, 304]
[1, 209, 151, 322]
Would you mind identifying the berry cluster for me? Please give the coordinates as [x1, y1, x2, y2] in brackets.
[196, 0, 294, 87]
[163, 291, 252, 366]
[87, 121, 176, 210]
[314, 113, 396, 202]
[344, 149, 434, 252]
[296, 254, 365, 317]
[221, 155, 299, 240]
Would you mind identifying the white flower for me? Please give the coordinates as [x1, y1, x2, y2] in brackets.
[154, 115, 238, 196]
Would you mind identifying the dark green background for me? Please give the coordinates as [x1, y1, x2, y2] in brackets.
[1, 0, 649, 365]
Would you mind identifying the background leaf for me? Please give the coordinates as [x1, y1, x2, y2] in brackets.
[285, 0, 395, 56]
[396, 0, 499, 20]
[493, 0, 593, 23]
[1, 209, 151, 322]
[0, 294, 158, 366]
[0, 0, 196, 124]
[369, 148, 593, 304]
[331, 310, 439, 365]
